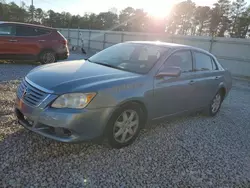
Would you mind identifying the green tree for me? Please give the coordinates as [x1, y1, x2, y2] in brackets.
[166, 0, 196, 35]
[230, 0, 249, 37]
[217, 0, 232, 37]
[209, 3, 221, 36]
[97, 12, 118, 30]
[119, 7, 136, 31]
[35, 8, 45, 24]
[195, 6, 211, 35]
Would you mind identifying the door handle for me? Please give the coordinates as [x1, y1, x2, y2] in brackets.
[9, 39, 17, 42]
[214, 76, 219, 80]
[38, 40, 45, 42]
[189, 80, 195, 85]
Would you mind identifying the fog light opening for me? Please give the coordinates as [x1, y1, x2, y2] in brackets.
[63, 128, 72, 137]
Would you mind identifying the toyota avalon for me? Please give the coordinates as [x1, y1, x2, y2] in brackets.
[15, 41, 232, 148]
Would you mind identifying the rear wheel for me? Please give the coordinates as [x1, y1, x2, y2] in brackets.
[39, 50, 56, 64]
[205, 91, 223, 116]
[106, 104, 143, 148]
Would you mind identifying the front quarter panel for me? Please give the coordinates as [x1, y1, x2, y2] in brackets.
[86, 75, 153, 111]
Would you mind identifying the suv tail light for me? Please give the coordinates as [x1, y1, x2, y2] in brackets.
[61, 39, 67, 45]
[57, 31, 67, 46]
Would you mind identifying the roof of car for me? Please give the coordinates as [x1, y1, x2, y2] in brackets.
[0, 21, 55, 30]
[126, 41, 211, 54]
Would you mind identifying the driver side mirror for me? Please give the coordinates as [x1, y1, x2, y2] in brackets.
[155, 66, 181, 78]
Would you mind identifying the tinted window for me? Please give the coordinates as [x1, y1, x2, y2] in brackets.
[0, 25, 14, 36]
[16, 26, 50, 36]
[35, 28, 51, 35]
[165, 50, 193, 73]
[194, 52, 213, 71]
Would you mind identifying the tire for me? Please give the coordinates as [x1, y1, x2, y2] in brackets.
[205, 90, 223, 117]
[106, 103, 144, 149]
[39, 50, 56, 64]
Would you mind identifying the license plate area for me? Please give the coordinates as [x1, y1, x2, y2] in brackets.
[15, 108, 34, 128]
[24, 116, 34, 127]
[16, 98, 33, 114]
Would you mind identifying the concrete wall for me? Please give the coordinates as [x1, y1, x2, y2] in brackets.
[58, 28, 250, 77]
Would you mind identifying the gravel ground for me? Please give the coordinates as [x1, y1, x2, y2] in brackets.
[0, 64, 250, 187]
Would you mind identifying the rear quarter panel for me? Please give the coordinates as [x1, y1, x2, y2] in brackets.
[46, 31, 68, 54]
[221, 70, 233, 96]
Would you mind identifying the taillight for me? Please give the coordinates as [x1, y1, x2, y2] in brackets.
[56, 31, 67, 46]
[61, 39, 67, 45]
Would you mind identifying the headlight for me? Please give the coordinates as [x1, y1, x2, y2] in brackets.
[51, 93, 96, 109]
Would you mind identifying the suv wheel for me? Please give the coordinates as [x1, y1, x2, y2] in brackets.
[39, 50, 56, 64]
[106, 104, 143, 148]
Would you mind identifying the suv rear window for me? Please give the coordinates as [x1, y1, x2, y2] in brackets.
[16, 26, 51, 36]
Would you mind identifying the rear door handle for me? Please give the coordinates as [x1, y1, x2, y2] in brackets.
[189, 80, 195, 85]
[9, 39, 17, 42]
[215, 76, 219, 80]
[38, 40, 45, 42]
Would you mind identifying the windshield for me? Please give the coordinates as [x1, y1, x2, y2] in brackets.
[88, 43, 169, 74]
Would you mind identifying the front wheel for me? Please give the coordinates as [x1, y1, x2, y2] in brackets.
[106, 104, 143, 149]
[39, 50, 56, 64]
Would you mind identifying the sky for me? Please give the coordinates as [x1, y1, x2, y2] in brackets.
[6, 0, 250, 17]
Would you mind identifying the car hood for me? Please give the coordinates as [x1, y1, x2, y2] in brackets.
[26, 60, 140, 94]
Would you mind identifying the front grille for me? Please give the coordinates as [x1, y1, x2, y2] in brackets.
[17, 79, 48, 107]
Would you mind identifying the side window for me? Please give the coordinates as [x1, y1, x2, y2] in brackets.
[35, 28, 51, 35]
[0, 25, 14, 36]
[194, 52, 213, 71]
[16, 26, 50, 37]
[164, 50, 193, 73]
[16, 26, 37, 36]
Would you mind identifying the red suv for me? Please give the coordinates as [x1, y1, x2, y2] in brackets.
[0, 22, 69, 64]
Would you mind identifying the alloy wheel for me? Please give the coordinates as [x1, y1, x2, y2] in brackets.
[42, 52, 55, 64]
[113, 110, 139, 143]
[211, 93, 221, 113]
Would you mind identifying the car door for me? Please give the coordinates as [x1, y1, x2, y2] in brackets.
[0, 23, 16, 58]
[153, 50, 196, 118]
[14, 25, 41, 58]
[191, 50, 222, 108]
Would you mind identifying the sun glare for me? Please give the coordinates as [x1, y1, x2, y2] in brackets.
[143, 0, 174, 18]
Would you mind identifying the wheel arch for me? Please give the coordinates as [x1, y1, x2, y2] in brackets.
[38, 48, 56, 56]
[218, 82, 227, 100]
[106, 98, 149, 130]
[38, 48, 57, 64]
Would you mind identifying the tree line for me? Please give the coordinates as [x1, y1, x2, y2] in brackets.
[0, 0, 250, 38]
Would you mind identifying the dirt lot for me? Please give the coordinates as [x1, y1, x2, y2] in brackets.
[0, 65, 250, 187]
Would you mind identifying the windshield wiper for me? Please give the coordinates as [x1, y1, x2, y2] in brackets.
[87, 59, 123, 70]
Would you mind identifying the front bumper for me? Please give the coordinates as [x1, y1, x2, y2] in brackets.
[15, 97, 114, 143]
